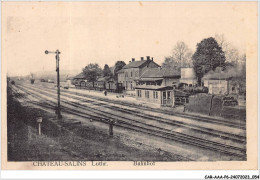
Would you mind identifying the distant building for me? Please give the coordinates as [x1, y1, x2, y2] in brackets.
[180, 68, 197, 86]
[73, 72, 87, 87]
[95, 77, 108, 91]
[117, 56, 160, 93]
[135, 68, 181, 106]
[203, 77, 240, 95]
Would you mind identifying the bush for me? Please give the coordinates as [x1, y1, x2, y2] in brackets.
[185, 94, 246, 120]
[210, 96, 223, 116]
[186, 94, 212, 115]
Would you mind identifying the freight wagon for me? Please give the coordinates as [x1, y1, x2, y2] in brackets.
[74, 77, 123, 93]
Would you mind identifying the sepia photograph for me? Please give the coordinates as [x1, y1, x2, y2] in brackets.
[1, 1, 258, 171]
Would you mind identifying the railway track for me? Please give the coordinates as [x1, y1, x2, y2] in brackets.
[19, 83, 246, 143]
[31, 82, 246, 129]
[72, 89, 246, 127]
[14, 84, 246, 159]
[11, 85, 192, 161]
[80, 94, 246, 129]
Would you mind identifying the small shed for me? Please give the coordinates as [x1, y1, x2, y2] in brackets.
[105, 78, 117, 91]
[135, 85, 173, 106]
[203, 77, 240, 95]
[95, 77, 106, 91]
[73, 72, 87, 87]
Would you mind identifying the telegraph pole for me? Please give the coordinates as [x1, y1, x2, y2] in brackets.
[45, 50, 62, 119]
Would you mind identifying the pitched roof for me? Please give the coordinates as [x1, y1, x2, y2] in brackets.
[122, 60, 148, 69]
[138, 78, 163, 81]
[135, 85, 173, 91]
[73, 72, 86, 79]
[66, 77, 74, 80]
[97, 76, 111, 82]
[140, 68, 181, 78]
[117, 69, 125, 73]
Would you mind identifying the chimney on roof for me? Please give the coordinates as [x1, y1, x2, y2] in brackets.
[129, 61, 131, 63]
[147, 56, 150, 61]
[151, 57, 154, 61]
[141, 57, 144, 61]
[132, 58, 135, 62]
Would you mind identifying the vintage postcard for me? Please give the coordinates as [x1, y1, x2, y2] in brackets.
[1, 1, 258, 171]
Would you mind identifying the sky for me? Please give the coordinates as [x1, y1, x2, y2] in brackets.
[2, 2, 257, 76]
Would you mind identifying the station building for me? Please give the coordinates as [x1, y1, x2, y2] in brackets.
[135, 68, 181, 106]
[117, 56, 160, 95]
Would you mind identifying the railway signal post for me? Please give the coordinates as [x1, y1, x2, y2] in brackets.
[45, 50, 62, 119]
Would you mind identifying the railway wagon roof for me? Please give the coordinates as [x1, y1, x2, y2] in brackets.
[97, 76, 113, 82]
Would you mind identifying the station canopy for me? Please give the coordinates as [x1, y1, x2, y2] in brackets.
[135, 85, 173, 91]
[138, 78, 163, 81]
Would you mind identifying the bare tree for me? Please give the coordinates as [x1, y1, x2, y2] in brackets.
[215, 34, 240, 66]
[215, 34, 246, 81]
[162, 41, 193, 69]
[172, 41, 193, 68]
[215, 34, 230, 51]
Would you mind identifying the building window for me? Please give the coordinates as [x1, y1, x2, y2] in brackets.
[125, 72, 128, 77]
[153, 91, 156, 99]
[153, 91, 158, 99]
[131, 72, 133, 77]
[137, 90, 142, 97]
[145, 91, 150, 99]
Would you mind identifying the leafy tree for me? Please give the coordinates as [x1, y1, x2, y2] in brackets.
[82, 63, 102, 87]
[240, 53, 246, 80]
[192, 37, 226, 84]
[103, 64, 113, 78]
[162, 41, 192, 70]
[114, 61, 126, 80]
[162, 56, 178, 70]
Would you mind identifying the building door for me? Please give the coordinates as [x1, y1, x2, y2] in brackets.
[167, 91, 171, 105]
[162, 91, 166, 104]
[209, 84, 213, 94]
